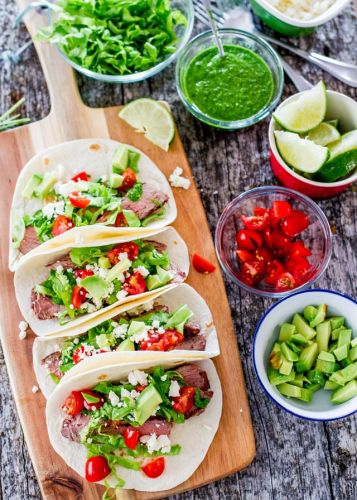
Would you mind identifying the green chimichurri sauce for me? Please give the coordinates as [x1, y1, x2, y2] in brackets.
[184, 44, 275, 122]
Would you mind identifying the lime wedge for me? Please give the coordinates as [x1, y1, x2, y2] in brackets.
[316, 130, 357, 182]
[273, 81, 327, 134]
[275, 131, 329, 174]
[119, 98, 175, 152]
[306, 122, 341, 146]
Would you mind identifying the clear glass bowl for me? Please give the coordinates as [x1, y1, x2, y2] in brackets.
[175, 29, 284, 130]
[52, 0, 194, 83]
[215, 186, 332, 298]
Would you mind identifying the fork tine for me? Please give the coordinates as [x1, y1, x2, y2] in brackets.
[193, 0, 224, 26]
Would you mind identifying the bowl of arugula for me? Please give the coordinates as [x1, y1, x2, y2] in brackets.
[36, 0, 194, 83]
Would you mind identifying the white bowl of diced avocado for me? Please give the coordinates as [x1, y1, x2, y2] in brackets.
[253, 289, 357, 420]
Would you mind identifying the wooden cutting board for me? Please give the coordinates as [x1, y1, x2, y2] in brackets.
[0, 2, 255, 498]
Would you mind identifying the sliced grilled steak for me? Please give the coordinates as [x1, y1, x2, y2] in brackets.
[101, 418, 172, 437]
[121, 184, 169, 220]
[46, 255, 74, 270]
[144, 240, 167, 253]
[19, 226, 40, 255]
[184, 322, 201, 338]
[176, 335, 206, 351]
[31, 290, 61, 320]
[96, 210, 112, 224]
[61, 413, 90, 442]
[41, 351, 64, 379]
[175, 364, 210, 391]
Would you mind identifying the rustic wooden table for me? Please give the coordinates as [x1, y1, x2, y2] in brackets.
[1, 1, 356, 499]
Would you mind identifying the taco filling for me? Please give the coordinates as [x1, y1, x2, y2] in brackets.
[13, 144, 169, 254]
[31, 240, 185, 324]
[60, 364, 213, 485]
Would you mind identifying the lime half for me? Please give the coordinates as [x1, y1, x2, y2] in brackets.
[273, 81, 327, 134]
[119, 98, 175, 152]
[275, 131, 329, 174]
[306, 122, 341, 146]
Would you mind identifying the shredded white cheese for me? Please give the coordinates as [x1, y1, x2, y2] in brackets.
[169, 167, 191, 190]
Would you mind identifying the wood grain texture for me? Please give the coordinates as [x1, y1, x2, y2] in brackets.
[1, 0, 357, 499]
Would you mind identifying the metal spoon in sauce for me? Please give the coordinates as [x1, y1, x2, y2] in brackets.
[202, 0, 225, 57]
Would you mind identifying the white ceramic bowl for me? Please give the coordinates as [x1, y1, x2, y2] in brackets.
[253, 289, 357, 421]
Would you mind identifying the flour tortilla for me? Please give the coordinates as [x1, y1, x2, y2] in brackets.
[46, 359, 222, 491]
[9, 138, 177, 271]
[15, 226, 188, 337]
[33, 283, 220, 398]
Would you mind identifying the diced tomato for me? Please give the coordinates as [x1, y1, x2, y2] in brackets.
[241, 209, 269, 231]
[118, 168, 137, 192]
[269, 207, 280, 228]
[281, 210, 309, 237]
[270, 200, 293, 221]
[123, 271, 147, 295]
[271, 230, 292, 256]
[52, 215, 74, 237]
[85, 456, 111, 482]
[63, 391, 84, 416]
[114, 212, 128, 227]
[192, 254, 216, 274]
[71, 285, 87, 309]
[264, 260, 285, 286]
[72, 171, 89, 182]
[172, 386, 195, 414]
[142, 457, 165, 479]
[135, 385, 147, 392]
[123, 428, 140, 450]
[68, 192, 91, 209]
[74, 269, 94, 279]
[275, 272, 296, 290]
[72, 345, 94, 364]
[81, 390, 104, 411]
[107, 242, 139, 265]
[255, 247, 272, 265]
[239, 260, 265, 286]
[236, 229, 263, 251]
[289, 241, 312, 258]
[285, 256, 312, 283]
[235, 249, 253, 263]
[140, 329, 184, 351]
[263, 226, 274, 249]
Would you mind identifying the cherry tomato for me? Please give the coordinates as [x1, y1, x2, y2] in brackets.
[172, 386, 195, 414]
[72, 345, 94, 364]
[52, 215, 74, 237]
[236, 229, 263, 252]
[107, 242, 139, 265]
[81, 390, 104, 411]
[240, 260, 265, 286]
[281, 210, 309, 237]
[123, 428, 140, 450]
[285, 256, 311, 283]
[270, 200, 293, 221]
[63, 391, 84, 416]
[135, 385, 147, 392]
[140, 330, 184, 351]
[192, 254, 216, 274]
[68, 192, 90, 209]
[72, 171, 89, 182]
[255, 247, 272, 265]
[114, 212, 128, 227]
[123, 272, 147, 295]
[71, 285, 87, 309]
[289, 241, 312, 258]
[275, 272, 296, 290]
[241, 209, 269, 231]
[74, 269, 94, 279]
[118, 168, 137, 192]
[264, 260, 285, 286]
[85, 456, 111, 483]
[263, 227, 274, 249]
[269, 207, 280, 229]
[142, 457, 165, 479]
[271, 230, 292, 256]
[235, 249, 253, 263]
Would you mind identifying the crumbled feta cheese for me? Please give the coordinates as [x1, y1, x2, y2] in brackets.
[69, 304, 74, 310]
[87, 438, 93, 444]
[140, 434, 171, 454]
[160, 375, 167, 382]
[18, 320, 28, 339]
[135, 266, 149, 278]
[116, 290, 128, 301]
[169, 166, 191, 190]
[128, 369, 148, 387]
[42, 201, 65, 219]
[55, 180, 79, 196]
[56, 264, 63, 273]
[168, 380, 181, 398]
[113, 324, 128, 339]
[73, 338, 79, 344]
[152, 320, 160, 329]
[108, 390, 120, 407]
[119, 252, 128, 261]
[80, 302, 96, 313]
[101, 174, 108, 182]
[157, 326, 165, 335]
[19, 330, 27, 340]
[31, 385, 39, 394]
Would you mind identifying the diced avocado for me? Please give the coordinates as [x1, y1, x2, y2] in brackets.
[122, 210, 140, 228]
[290, 333, 309, 345]
[350, 344, 357, 362]
[290, 373, 306, 388]
[277, 383, 302, 399]
[112, 144, 129, 173]
[316, 321, 331, 353]
[292, 313, 317, 340]
[80, 275, 108, 302]
[310, 304, 327, 328]
[146, 266, 173, 291]
[296, 343, 318, 372]
[105, 257, 132, 283]
[333, 344, 349, 362]
[324, 380, 340, 391]
[22, 173, 43, 199]
[134, 384, 163, 425]
[98, 256, 111, 269]
[165, 304, 193, 333]
[128, 149, 141, 170]
[269, 343, 283, 370]
[109, 173, 124, 188]
[117, 338, 135, 351]
[279, 359, 293, 376]
[37, 171, 58, 199]
[331, 380, 357, 404]
[268, 367, 295, 386]
[337, 329, 352, 347]
[280, 342, 299, 362]
[304, 305, 318, 322]
[279, 323, 296, 342]
[306, 369, 325, 386]
[300, 388, 313, 402]
[332, 327, 344, 341]
[330, 316, 345, 330]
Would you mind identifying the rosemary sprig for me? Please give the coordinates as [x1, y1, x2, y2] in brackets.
[0, 98, 30, 131]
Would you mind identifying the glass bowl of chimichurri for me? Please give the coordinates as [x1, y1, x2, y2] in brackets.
[175, 29, 284, 130]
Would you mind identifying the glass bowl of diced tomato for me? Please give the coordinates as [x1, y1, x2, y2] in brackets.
[215, 186, 332, 298]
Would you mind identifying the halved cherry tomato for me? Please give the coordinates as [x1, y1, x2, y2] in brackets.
[172, 386, 195, 414]
[263, 226, 274, 249]
[269, 207, 279, 229]
[135, 385, 147, 392]
[240, 260, 265, 286]
[255, 247, 272, 264]
[72, 171, 89, 182]
[142, 457, 165, 479]
[74, 269, 94, 279]
[72, 345, 94, 364]
[71, 285, 87, 309]
[264, 260, 285, 286]
[241, 208, 269, 231]
[289, 241, 312, 258]
[192, 254, 216, 274]
[85, 456, 111, 482]
[81, 389, 104, 411]
[123, 272, 147, 295]
[285, 256, 311, 283]
[271, 230, 292, 256]
[270, 200, 293, 221]
[236, 229, 263, 251]
[235, 249, 253, 263]
[68, 192, 90, 209]
[63, 391, 84, 416]
[52, 215, 74, 237]
[118, 168, 137, 192]
[275, 272, 296, 290]
[114, 212, 128, 227]
[123, 428, 140, 450]
[107, 242, 139, 265]
[281, 210, 309, 237]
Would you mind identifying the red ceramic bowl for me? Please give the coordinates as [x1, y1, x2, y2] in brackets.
[269, 90, 357, 199]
